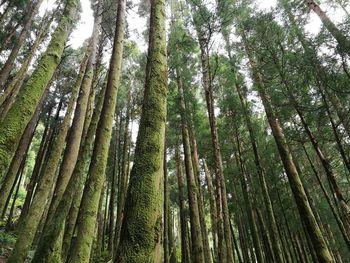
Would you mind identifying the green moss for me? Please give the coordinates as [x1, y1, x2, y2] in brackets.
[114, 0, 167, 262]
[66, 1, 126, 262]
[0, 0, 79, 179]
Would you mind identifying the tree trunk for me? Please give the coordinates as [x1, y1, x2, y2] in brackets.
[21, 98, 62, 219]
[5, 157, 25, 229]
[164, 140, 170, 263]
[280, 0, 350, 138]
[59, 82, 106, 261]
[66, 0, 125, 261]
[0, 88, 47, 213]
[114, 86, 132, 253]
[0, 0, 44, 88]
[177, 76, 205, 263]
[46, 5, 101, 228]
[7, 46, 84, 263]
[197, 39, 234, 262]
[230, 57, 285, 263]
[241, 31, 334, 263]
[303, 144, 350, 250]
[175, 142, 191, 263]
[0, 14, 52, 120]
[114, 0, 167, 261]
[0, 0, 79, 179]
[306, 0, 350, 55]
[233, 129, 265, 263]
[203, 159, 218, 261]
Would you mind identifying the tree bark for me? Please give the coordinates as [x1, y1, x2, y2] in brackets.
[7, 45, 84, 262]
[306, 0, 350, 55]
[0, 0, 79, 179]
[114, 0, 167, 261]
[0, 0, 44, 88]
[66, 0, 125, 261]
[177, 76, 205, 263]
[0, 88, 47, 214]
[45, 5, 101, 228]
[241, 30, 333, 263]
[175, 142, 191, 263]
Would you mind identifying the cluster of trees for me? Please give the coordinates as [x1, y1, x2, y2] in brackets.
[0, 0, 349, 262]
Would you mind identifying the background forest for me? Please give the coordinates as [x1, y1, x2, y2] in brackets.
[0, 0, 350, 262]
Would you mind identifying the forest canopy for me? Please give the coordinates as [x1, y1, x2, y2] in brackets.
[0, 0, 350, 262]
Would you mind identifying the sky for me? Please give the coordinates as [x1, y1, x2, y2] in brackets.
[40, 0, 146, 49]
[38, 0, 348, 49]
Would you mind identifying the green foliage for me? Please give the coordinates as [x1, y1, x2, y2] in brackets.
[0, 231, 16, 246]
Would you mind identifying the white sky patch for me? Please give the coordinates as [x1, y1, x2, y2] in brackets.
[69, 0, 94, 48]
[39, 0, 346, 49]
[127, 0, 147, 52]
[255, 0, 277, 10]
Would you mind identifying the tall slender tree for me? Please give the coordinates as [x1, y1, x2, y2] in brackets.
[0, 0, 80, 179]
[114, 0, 167, 261]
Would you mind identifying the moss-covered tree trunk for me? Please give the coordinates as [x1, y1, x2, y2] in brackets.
[0, 88, 47, 214]
[203, 159, 218, 261]
[114, 86, 132, 253]
[31, 84, 105, 262]
[175, 142, 191, 263]
[0, 0, 79, 179]
[177, 76, 205, 263]
[61, 45, 106, 262]
[107, 125, 118, 253]
[20, 99, 62, 219]
[0, 0, 44, 88]
[7, 51, 85, 263]
[233, 129, 265, 263]
[45, 4, 101, 225]
[0, 15, 52, 120]
[65, 0, 126, 261]
[114, 0, 167, 261]
[306, 0, 350, 55]
[241, 31, 334, 263]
